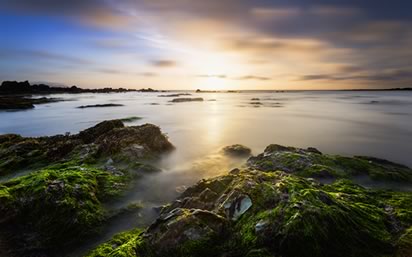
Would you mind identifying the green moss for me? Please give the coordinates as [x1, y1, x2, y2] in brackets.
[229, 174, 396, 257]
[0, 163, 132, 252]
[396, 227, 412, 257]
[248, 146, 412, 182]
[86, 228, 144, 257]
[119, 116, 142, 123]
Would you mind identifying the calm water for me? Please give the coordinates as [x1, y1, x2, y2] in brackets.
[1, 90, 412, 255]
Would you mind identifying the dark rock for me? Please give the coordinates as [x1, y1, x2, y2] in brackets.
[76, 103, 124, 109]
[222, 144, 252, 157]
[0, 96, 63, 110]
[169, 97, 204, 103]
[158, 93, 192, 97]
[0, 120, 173, 176]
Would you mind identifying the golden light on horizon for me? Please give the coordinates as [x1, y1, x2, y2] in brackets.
[187, 51, 248, 90]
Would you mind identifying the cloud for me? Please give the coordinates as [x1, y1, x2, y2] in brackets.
[298, 68, 412, 84]
[139, 72, 158, 77]
[235, 75, 271, 81]
[0, 49, 92, 65]
[307, 6, 362, 17]
[150, 59, 177, 67]
[2, 0, 412, 89]
[196, 74, 227, 79]
[0, 0, 134, 29]
[250, 7, 300, 21]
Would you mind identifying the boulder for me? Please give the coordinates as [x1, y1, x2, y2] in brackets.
[222, 144, 252, 157]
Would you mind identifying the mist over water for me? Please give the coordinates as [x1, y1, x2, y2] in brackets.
[1, 90, 412, 255]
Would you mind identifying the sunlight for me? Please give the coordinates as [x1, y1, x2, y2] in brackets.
[185, 50, 247, 90]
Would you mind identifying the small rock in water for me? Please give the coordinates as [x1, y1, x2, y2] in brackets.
[170, 97, 204, 103]
[222, 144, 252, 157]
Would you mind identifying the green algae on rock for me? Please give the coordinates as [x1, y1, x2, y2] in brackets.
[87, 170, 412, 257]
[85, 228, 145, 257]
[86, 144, 412, 257]
[0, 120, 174, 176]
[222, 144, 252, 158]
[0, 120, 174, 256]
[247, 144, 412, 182]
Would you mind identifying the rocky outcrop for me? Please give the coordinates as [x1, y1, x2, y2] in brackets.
[247, 144, 412, 181]
[0, 120, 174, 176]
[0, 120, 174, 256]
[86, 144, 412, 257]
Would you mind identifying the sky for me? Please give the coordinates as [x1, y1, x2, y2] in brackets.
[0, 0, 412, 90]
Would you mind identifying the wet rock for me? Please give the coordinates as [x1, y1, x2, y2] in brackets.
[87, 143, 412, 257]
[0, 96, 63, 110]
[222, 191, 252, 221]
[144, 208, 228, 256]
[247, 143, 412, 182]
[222, 144, 252, 157]
[76, 104, 124, 109]
[307, 147, 322, 155]
[158, 93, 191, 97]
[0, 120, 173, 175]
[230, 168, 241, 175]
[169, 97, 204, 103]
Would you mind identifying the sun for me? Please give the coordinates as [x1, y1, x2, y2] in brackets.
[186, 51, 247, 90]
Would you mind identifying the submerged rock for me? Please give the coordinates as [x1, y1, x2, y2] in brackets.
[158, 93, 192, 97]
[77, 103, 124, 108]
[0, 96, 63, 110]
[170, 98, 204, 103]
[222, 144, 252, 157]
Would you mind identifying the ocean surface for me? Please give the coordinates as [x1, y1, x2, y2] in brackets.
[1, 90, 412, 255]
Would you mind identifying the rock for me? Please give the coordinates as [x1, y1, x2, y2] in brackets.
[0, 120, 173, 176]
[77, 103, 124, 109]
[144, 208, 228, 256]
[307, 147, 322, 155]
[222, 191, 252, 221]
[230, 168, 241, 175]
[86, 144, 412, 257]
[158, 93, 192, 97]
[247, 143, 412, 182]
[169, 97, 204, 103]
[0, 96, 63, 110]
[222, 144, 252, 157]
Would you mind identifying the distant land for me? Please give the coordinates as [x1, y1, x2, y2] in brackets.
[0, 81, 411, 94]
[0, 80, 160, 94]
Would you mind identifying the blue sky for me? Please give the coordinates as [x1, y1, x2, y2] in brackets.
[0, 0, 411, 89]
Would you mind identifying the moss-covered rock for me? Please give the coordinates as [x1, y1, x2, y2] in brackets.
[0, 120, 174, 176]
[0, 120, 174, 256]
[85, 228, 145, 257]
[396, 227, 412, 257]
[149, 171, 403, 257]
[89, 170, 412, 257]
[247, 144, 412, 182]
[222, 144, 252, 158]
[0, 164, 135, 255]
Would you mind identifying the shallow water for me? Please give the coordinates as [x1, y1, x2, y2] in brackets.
[1, 90, 412, 255]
